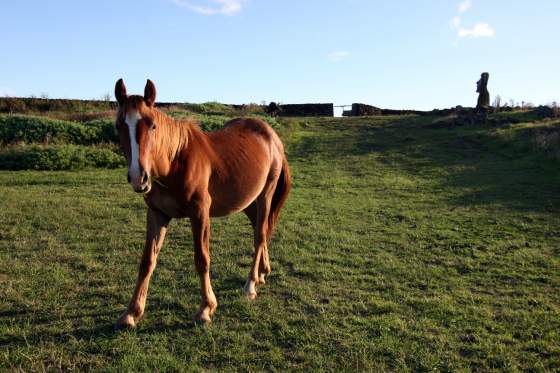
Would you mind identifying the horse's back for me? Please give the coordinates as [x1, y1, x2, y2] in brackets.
[210, 117, 284, 162]
[221, 117, 277, 142]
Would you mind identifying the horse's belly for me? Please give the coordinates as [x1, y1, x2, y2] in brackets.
[144, 172, 267, 219]
[209, 172, 268, 217]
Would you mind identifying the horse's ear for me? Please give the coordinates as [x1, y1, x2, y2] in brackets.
[115, 79, 127, 106]
[144, 79, 156, 107]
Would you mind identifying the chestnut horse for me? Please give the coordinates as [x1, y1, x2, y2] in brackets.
[113, 79, 291, 328]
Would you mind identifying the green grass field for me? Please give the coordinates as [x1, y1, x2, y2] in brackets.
[1, 115, 559, 372]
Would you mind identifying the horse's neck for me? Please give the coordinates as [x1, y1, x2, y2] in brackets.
[155, 110, 216, 164]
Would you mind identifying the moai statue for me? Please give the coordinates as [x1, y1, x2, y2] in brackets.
[475, 72, 490, 124]
[476, 72, 490, 110]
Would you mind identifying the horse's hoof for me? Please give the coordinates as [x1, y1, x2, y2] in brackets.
[193, 303, 216, 325]
[114, 314, 136, 331]
[193, 318, 211, 326]
[245, 292, 257, 301]
[243, 280, 258, 300]
[256, 274, 266, 285]
[193, 313, 212, 325]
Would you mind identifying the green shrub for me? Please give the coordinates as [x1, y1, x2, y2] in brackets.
[256, 115, 281, 129]
[196, 115, 232, 132]
[0, 115, 100, 145]
[0, 97, 114, 114]
[173, 113, 281, 132]
[0, 112, 281, 171]
[1, 112, 279, 144]
[182, 102, 236, 116]
[0, 144, 125, 170]
[0, 115, 120, 145]
[170, 102, 268, 118]
[83, 118, 118, 143]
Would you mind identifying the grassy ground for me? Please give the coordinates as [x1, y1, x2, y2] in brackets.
[1, 116, 559, 372]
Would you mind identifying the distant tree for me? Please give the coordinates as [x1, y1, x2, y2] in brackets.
[509, 99, 515, 108]
[40, 92, 49, 99]
[266, 102, 281, 117]
[101, 92, 112, 101]
[492, 95, 502, 112]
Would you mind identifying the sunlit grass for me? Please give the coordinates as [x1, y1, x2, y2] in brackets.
[1, 116, 559, 371]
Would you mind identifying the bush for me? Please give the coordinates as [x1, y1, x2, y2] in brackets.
[51, 110, 115, 123]
[196, 115, 232, 132]
[0, 115, 119, 145]
[1, 113, 280, 144]
[0, 115, 99, 145]
[0, 144, 125, 170]
[0, 112, 281, 171]
[182, 102, 236, 116]
[83, 118, 118, 143]
[0, 97, 114, 114]
[257, 115, 281, 129]
[235, 103, 267, 116]
[170, 113, 281, 132]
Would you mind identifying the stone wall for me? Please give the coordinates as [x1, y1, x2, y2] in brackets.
[343, 103, 423, 117]
[278, 103, 334, 117]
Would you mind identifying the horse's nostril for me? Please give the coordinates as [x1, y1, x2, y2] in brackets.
[141, 171, 149, 185]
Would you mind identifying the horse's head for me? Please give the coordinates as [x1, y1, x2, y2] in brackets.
[114, 79, 158, 194]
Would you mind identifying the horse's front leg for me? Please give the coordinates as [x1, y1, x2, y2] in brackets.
[115, 208, 170, 330]
[190, 196, 217, 324]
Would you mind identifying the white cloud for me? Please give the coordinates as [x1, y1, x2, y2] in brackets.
[450, 16, 461, 29]
[450, 1, 496, 39]
[457, 0, 472, 13]
[172, 0, 243, 16]
[328, 51, 350, 62]
[458, 23, 495, 38]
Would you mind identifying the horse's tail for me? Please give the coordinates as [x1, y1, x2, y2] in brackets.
[267, 155, 292, 242]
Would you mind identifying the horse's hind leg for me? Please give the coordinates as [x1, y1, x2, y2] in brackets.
[243, 203, 271, 285]
[243, 179, 277, 300]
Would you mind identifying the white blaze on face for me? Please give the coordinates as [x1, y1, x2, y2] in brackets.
[125, 110, 142, 184]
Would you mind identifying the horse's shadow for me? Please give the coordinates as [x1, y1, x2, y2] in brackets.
[0, 308, 119, 348]
[1, 274, 252, 349]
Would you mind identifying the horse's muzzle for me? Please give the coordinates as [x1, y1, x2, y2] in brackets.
[129, 169, 151, 194]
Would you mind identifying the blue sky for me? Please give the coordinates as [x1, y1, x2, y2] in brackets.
[1, 0, 559, 111]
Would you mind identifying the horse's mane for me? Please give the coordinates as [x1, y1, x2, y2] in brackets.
[152, 109, 199, 162]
